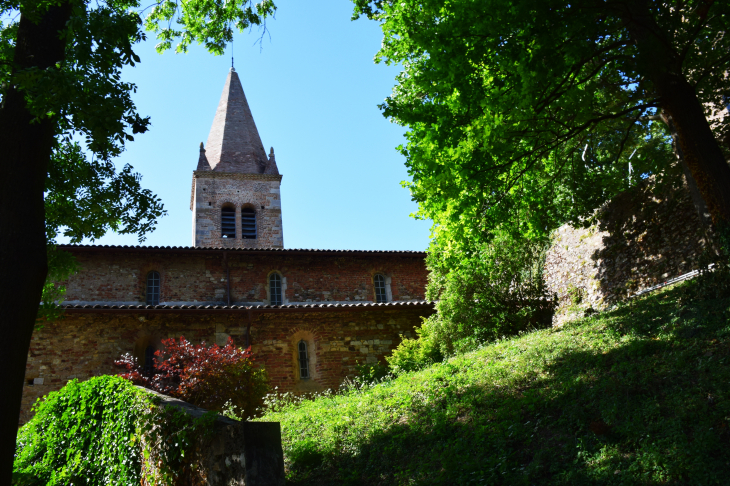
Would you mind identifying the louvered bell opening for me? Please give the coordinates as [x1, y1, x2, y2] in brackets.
[221, 207, 236, 238]
[241, 208, 256, 239]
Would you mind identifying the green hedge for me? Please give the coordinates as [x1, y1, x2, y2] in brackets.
[14, 375, 214, 485]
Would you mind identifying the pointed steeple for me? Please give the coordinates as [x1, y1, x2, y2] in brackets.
[204, 68, 279, 174]
[197, 142, 211, 171]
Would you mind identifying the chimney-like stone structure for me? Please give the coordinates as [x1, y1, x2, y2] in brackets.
[191, 68, 283, 248]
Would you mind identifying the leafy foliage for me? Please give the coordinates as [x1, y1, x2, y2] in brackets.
[36, 245, 79, 324]
[13, 375, 217, 485]
[116, 336, 269, 419]
[385, 323, 442, 374]
[45, 142, 164, 245]
[14, 376, 145, 485]
[1, 0, 277, 317]
[430, 232, 555, 353]
[353, 0, 729, 230]
[145, 0, 276, 54]
[388, 229, 556, 371]
[351, 0, 725, 366]
[263, 279, 730, 485]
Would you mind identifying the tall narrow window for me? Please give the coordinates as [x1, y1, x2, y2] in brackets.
[298, 340, 309, 379]
[269, 273, 282, 306]
[146, 271, 160, 305]
[143, 345, 155, 375]
[241, 208, 257, 239]
[374, 274, 388, 303]
[221, 206, 236, 238]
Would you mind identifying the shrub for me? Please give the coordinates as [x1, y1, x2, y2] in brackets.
[116, 336, 269, 419]
[423, 232, 556, 358]
[14, 376, 146, 485]
[386, 324, 442, 374]
[14, 375, 215, 486]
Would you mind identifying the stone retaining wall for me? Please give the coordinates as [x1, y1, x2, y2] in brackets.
[143, 388, 285, 486]
[544, 179, 715, 322]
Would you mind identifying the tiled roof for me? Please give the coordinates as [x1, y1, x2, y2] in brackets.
[58, 244, 426, 256]
[61, 301, 435, 312]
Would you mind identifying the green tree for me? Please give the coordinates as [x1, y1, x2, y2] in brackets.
[0, 0, 275, 480]
[353, 0, 730, 237]
[353, 0, 729, 359]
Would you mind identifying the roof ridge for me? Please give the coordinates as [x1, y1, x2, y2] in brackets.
[57, 244, 426, 254]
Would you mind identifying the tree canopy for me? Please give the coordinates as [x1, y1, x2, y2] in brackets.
[354, 0, 730, 254]
[351, 0, 730, 360]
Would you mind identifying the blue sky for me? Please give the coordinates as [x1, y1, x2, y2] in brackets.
[61, 0, 431, 251]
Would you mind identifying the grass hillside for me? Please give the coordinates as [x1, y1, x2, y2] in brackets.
[261, 280, 730, 485]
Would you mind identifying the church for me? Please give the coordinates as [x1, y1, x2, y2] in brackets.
[20, 69, 433, 424]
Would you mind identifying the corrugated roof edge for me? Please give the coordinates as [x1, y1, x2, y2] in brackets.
[58, 244, 426, 256]
[60, 300, 436, 313]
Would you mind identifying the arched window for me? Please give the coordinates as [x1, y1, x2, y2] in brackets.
[374, 274, 388, 303]
[298, 340, 310, 379]
[143, 345, 155, 375]
[269, 273, 282, 306]
[221, 205, 236, 238]
[146, 271, 160, 305]
[241, 208, 257, 239]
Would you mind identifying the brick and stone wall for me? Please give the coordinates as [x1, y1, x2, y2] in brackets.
[544, 178, 715, 321]
[60, 247, 428, 306]
[191, 172, 284, 249]
[21, 306, 432, 424]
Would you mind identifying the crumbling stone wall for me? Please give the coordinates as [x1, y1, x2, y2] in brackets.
[21, 306, 432, 424]
[544, 179, 715, 319]
[142, 388, 285, 486]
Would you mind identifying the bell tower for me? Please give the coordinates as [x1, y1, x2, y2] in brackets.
[191, 68, 284, 248]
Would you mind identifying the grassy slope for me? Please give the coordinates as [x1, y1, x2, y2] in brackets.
[261, 281, 730, 485]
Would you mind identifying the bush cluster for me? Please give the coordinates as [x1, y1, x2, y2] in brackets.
[13, 376, 214, 486]
[388, 233, 555, 372]
[116, 336, 269, 419]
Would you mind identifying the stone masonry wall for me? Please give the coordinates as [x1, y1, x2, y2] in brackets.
[544, 179, 715, 320]
[60, 248, 428, 306]
[21, 306, 432, 424]
[192, 172, 283, 248]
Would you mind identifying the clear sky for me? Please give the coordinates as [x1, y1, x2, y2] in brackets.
[58, 0, 432, 251]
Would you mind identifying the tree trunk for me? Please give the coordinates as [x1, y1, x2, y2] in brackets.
[623, 0, 730, 228]
[0, 4, 70, 482]
[660, 112, 713, 226]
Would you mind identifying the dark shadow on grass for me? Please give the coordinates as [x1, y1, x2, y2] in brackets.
[286, 285, 730, 486]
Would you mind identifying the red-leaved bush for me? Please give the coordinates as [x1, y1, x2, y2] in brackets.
[115, 337, 269, 419]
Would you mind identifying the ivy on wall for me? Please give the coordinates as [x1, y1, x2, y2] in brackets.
[13, 375, 215, 485]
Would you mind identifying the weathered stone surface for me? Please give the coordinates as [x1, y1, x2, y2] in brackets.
[191, 172, 284, 248]
[21, 307, 432, 424]
[544, 178, 715, 323]
[59, 247, 428, 306]
[142, 388, 285, 486]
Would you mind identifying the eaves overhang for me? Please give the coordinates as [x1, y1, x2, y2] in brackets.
[60, 300, 436, 315]
[58, 244, 426, 258]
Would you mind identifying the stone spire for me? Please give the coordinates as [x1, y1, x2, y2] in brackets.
[204, 68, 279, 175]
[197, 142, 211, 171]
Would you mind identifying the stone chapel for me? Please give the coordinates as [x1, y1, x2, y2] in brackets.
[20, 69, 433, 424]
